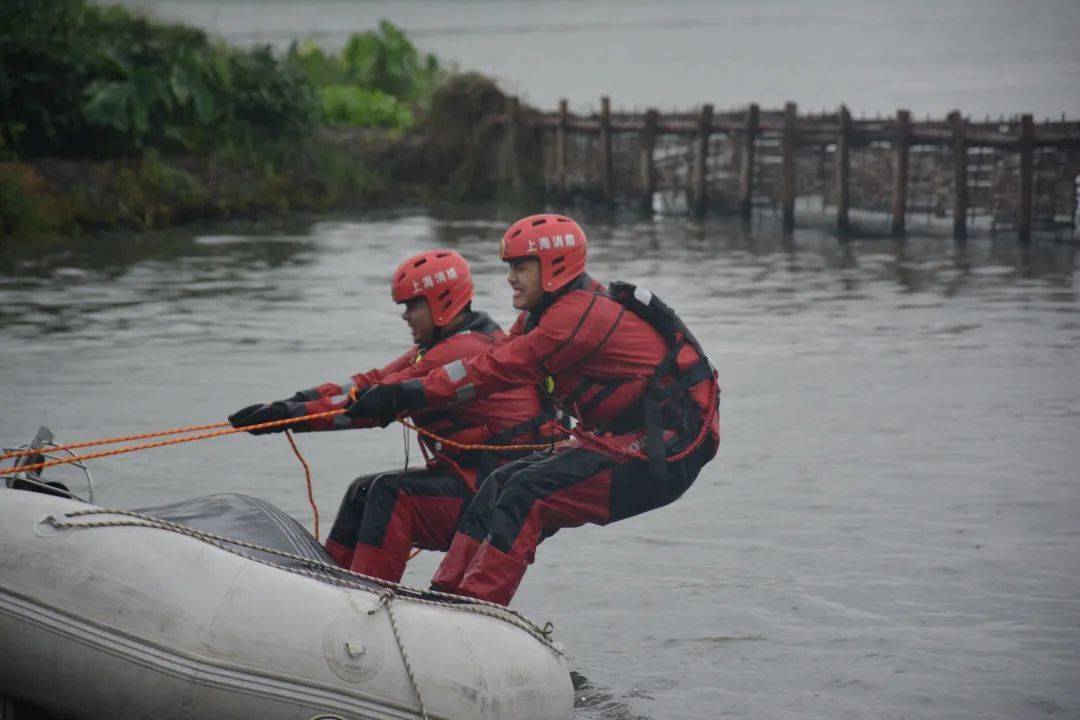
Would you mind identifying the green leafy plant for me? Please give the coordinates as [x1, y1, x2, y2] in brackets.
[319, 86, 413, 129]
[2, 0, 317, 158]
[285, 42, 348, 87]
[341, 20, 440, 102]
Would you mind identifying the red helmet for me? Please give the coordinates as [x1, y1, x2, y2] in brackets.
[390, 249, 473, 326]
[500, 214, 587, 292]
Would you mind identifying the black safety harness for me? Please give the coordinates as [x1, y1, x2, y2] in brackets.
[524, 277, 717, 477]
[605, 281, 717, 478]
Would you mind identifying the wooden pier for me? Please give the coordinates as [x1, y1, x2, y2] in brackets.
[493, 99, 1080, 240]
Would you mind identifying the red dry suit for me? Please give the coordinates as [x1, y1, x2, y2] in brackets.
[416, 275, 720, 604]
[291, 311, 558, 581]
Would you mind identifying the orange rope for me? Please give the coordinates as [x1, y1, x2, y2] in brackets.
[571, 379, 720, 463]
[0, 420, 231, 462]
[2, 385, 716, 481]
[402, 379, 718, 467]
[0, 410, 345, 477]
[397, 417, 564, 453]
[284, 429, 319, 542]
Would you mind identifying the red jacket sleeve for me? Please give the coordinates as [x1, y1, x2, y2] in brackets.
[417, 293, 603, 407]
[378, 339, 491, 385]
[292, 348, 418, 432]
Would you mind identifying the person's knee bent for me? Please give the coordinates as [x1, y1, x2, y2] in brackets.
[365, 474, 412, 509]
[486, 466, 547, 546]
[343, 474, 379, 506]
[459, 464, 513, 526]
[493, 474, 540, 513]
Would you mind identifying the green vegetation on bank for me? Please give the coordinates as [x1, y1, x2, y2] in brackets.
[1, 1, 443, 160]
[287, 20, 442, 131]
[0, 1, 502, 243]
[1, 0, 313, 158]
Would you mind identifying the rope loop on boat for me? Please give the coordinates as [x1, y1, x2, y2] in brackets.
[368, 588, 430, 720]
[40, 508, 562, 654]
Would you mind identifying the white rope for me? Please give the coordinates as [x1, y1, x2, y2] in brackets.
[369, 589, 429, 720]
[42, 509, 559, 651]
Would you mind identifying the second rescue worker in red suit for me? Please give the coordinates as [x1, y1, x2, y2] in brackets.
[346, 215, 720, 605]
[228, 250, 558, 583]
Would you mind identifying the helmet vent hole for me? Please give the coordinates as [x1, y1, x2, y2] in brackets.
[511, 228, 523, 238]
[552, 256, 565, 265]
[531, 218, 547, 226]
[413, 258, 428, 267]
[552, 267, 565, 277]
[438, 290, 451, 300]
[556, 216, 570, 222]
[435, 252, 449, 258]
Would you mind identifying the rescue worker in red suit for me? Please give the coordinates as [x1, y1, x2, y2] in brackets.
[228, 250, 559, 583]
[345, 215, 721, 605]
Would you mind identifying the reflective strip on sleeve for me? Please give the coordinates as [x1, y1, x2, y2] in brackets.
[443, 359, 467, 383]
[455, 384, 476, 403]
[634, 286, 653, 306]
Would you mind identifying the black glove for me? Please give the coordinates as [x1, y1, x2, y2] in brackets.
[228, 401, 294, 435]
[344, 382, 424, 427]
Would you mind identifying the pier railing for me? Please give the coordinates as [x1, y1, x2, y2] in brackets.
[493, 98, 1080, 240]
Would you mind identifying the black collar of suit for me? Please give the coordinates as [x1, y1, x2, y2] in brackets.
[420, 310, 498, 351]
[524, 273, 596, 332]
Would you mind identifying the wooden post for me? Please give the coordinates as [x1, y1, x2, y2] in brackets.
[781, 102, 797, 231]
[599, 96, 613, 206]
[693, 103, 714, 218]
[640, 108, 659, 213]
[891, 109, 911, 236]
[836, 105, 851, 234]
[1018, 114, 1034, 242]
[739, 103, 759, 219]
[556, 99, 568, 202]
[950, 110, 968, 240]
[506, 96, 522, 193]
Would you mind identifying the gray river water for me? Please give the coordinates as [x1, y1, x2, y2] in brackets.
[2, 209, 1078, 718]
[123, 0, 1080, 118]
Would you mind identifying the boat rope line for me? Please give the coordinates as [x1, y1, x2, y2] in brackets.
[1, 380, 716, 477]
[0, 413, 345, 538]
[0, 410, 347, 475]
[399, 386, 717, 466]
[0, 420, 232, 461]
[569, 378, 720, 464]
[41, 508, 561, 654]
[370, 589, 430, 720]
[284, 429, 320, 542]
[0, 412, 563, 472]
[396, 417, 564, 453]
